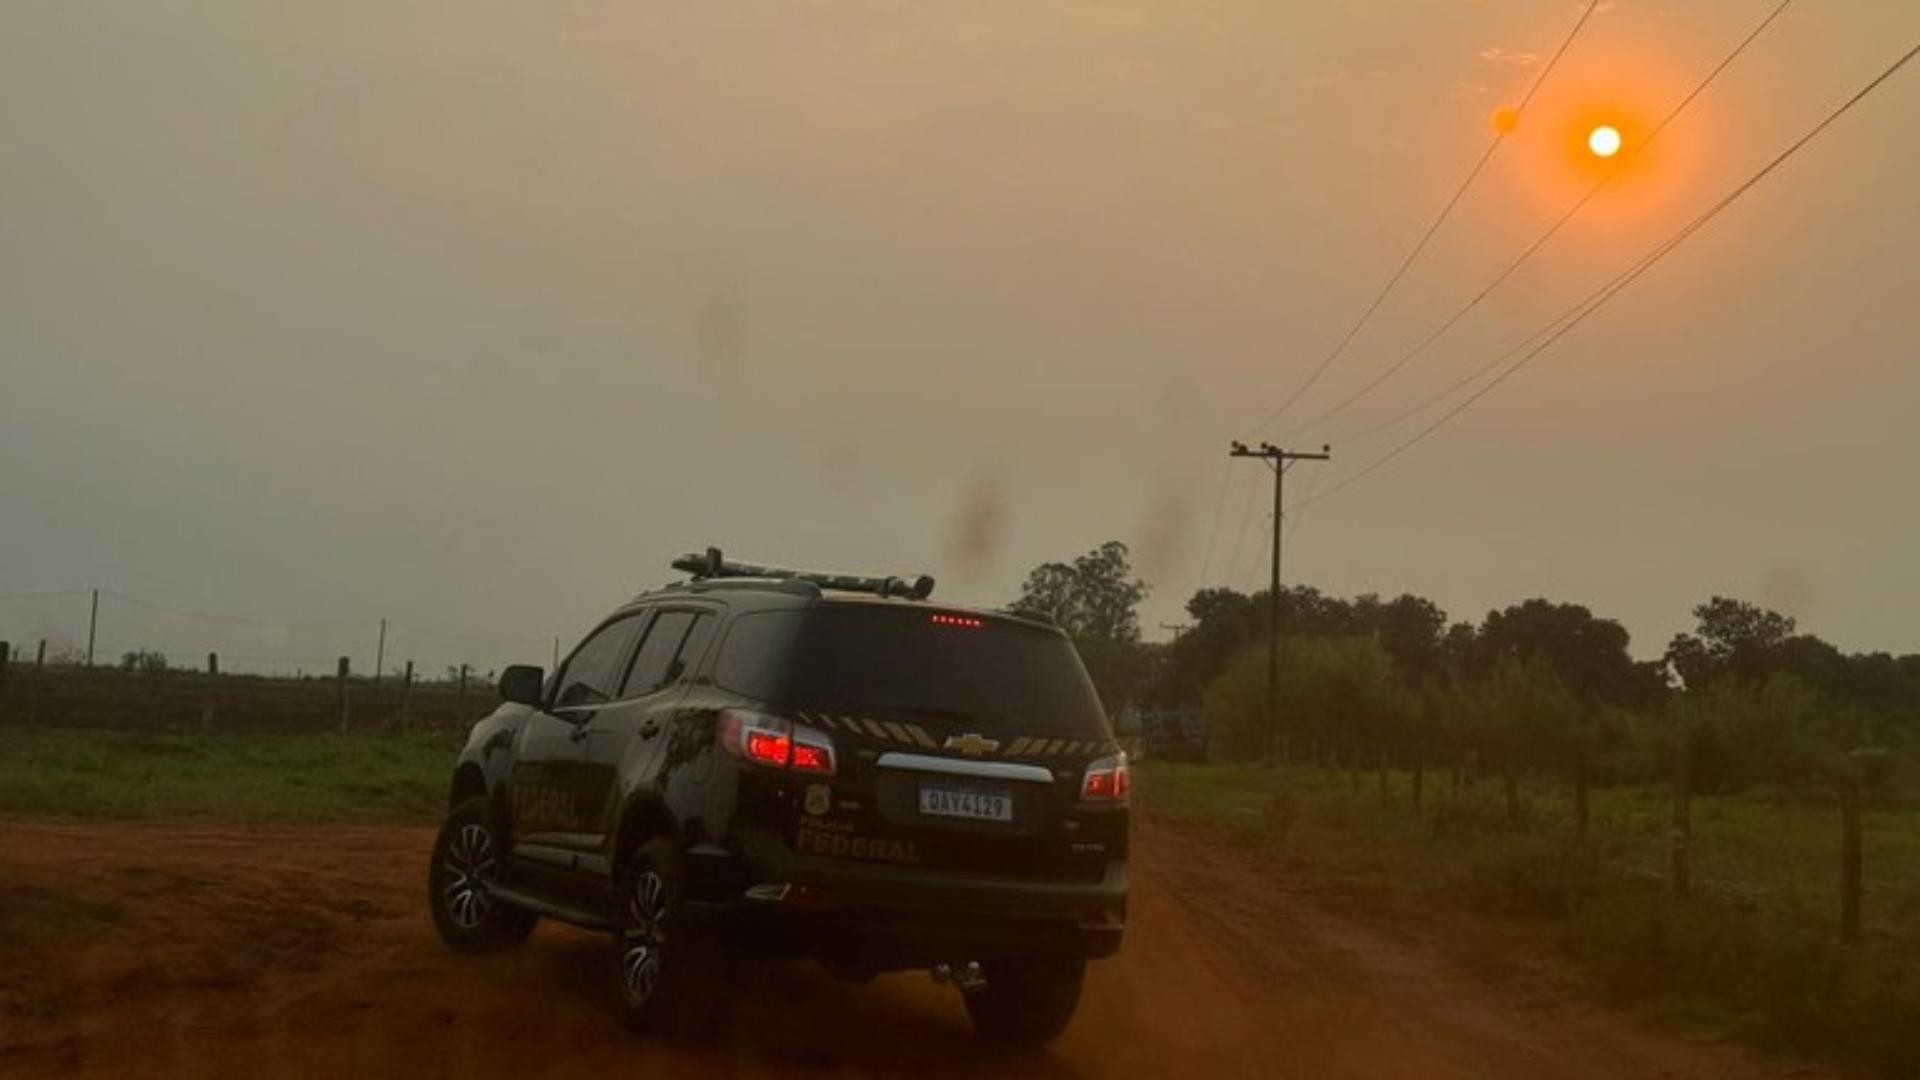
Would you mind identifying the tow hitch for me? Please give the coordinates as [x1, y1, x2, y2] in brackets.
[930, 960, 988, 995]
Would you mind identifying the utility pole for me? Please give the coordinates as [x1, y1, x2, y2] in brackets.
[86, 589, 99, 668]
[1229, 441, 1331, 766]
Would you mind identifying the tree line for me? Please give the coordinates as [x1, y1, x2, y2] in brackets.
[1011, 542, 1920, 798]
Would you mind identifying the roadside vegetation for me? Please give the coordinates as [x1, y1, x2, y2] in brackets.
[1141, 761, 1920, 1076]
[0, 727, 459, 823]
[1009, 541, 1919, 1075]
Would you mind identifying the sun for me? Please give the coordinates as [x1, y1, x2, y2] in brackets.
[1588, 124, 1623, 159]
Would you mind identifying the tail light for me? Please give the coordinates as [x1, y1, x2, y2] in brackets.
[720, 709, 836, 776]
[1080, 752, 1130, 803]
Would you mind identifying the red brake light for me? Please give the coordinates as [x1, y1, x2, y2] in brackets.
[1080, 753, 1130, 804]
[930, 613, 984, 629]
[720, 710, 837, 776]
[745, 729, 791, 767]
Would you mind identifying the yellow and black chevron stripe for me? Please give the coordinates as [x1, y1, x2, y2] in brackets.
[792, 712, 1107, 759]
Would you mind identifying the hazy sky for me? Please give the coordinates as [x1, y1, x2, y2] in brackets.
[4, 1, 1917, 675]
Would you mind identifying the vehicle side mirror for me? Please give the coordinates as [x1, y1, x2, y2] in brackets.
[500, 664, 545, 706]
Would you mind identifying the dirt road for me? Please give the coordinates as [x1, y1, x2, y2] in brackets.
[0, 819, 1815, 1079]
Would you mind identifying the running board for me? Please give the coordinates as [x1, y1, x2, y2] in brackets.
[487, 883, 617, 932]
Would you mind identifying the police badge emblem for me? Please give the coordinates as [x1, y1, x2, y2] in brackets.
[804, 783, 832, 817]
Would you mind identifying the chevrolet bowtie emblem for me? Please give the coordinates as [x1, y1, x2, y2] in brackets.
[943, 733, 1000, 757]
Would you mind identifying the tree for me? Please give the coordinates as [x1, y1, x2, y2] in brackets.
[119, 649, 168, 675]
[1202, 636, 1407, 764]
[1665, 596, 1797, 687]
[1011, 541, 1150, 713]
[1471, 653, 1581, 825]
[1010, 540, 1148, 641]
[1478, 599, 1661, 707]
[1368, 594, 1448, 685]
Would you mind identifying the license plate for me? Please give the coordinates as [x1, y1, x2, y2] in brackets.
[918, 782, 1013, 823]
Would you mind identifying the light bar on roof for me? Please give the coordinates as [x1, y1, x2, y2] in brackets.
[670, 547, 936, 600]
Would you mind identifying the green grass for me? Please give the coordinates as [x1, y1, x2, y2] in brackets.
[0, 726, 462, 824]
[1140, 761, 1920, 1076]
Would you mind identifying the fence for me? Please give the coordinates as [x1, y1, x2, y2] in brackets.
[0, 642, 499, 733]
[1234, 737, 1919, 959]
[0, 588, 562, 681]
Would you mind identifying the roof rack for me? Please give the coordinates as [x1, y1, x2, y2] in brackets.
[669, 547, 936, 601]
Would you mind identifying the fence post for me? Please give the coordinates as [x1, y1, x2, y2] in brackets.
[401, 660, 414, 729]
[457, 663, 470, 705]
[86, 589, 99, 668]
[1575, 749, 1591, 840]
[1, 641, 10, 712]
[28, 641, 45, 726]
[1669, 732, 1694, 901]
[1840, 769, 1862, 943]
[201, 653, 219, 731]
[336, 656, 351, 733]
[374, 618, 387, 685]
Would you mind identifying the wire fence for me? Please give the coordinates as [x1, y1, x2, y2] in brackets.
[0, 588, 561, 680]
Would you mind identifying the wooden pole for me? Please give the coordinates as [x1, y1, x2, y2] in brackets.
[457, 663, 470, 705]
[336, 656, 351, 733]
[0, 641, 10, 708]
[1840, 770, 1863, 944]
[401, 660, 414, 728]
[86, 589, 99, 668]
[201, 652, 218, 731]
[29, 640, 45, 726]
[1670, 734, 1693, 901]
[1574, 750, 1591, 840]
[374, 618, 387, 684]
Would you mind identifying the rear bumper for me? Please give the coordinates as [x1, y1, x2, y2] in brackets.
[687, 827, 1127, 966]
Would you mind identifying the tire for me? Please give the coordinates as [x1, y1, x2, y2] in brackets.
[614, 837, 728, 1040]
[964, 955, 1086, 1045]
[428, 797, 538, 953]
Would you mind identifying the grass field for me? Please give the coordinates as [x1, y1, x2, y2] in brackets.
[0, 726, 461, 823]
[1139, 760, 1920, 1074]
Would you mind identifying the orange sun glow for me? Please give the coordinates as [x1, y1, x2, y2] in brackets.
[1587, 124, 1623, 158]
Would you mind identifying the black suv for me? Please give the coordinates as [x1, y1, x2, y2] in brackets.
[427, 550, 1129, 1043]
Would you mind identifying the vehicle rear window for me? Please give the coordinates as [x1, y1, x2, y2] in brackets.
[713, 606, 1109, 738]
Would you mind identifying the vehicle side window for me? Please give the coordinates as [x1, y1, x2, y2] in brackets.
[621, 610, 696, 697]
[712, 610, 803, 699]
[554, 615, 647, 710]
[675, 613, 717, 678]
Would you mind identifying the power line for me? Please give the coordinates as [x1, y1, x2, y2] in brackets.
[1247, 0, 1601, 435]
[99, 589, 266, 627]
[1299, 38, 1920, 511]
[1222, 467, 1261, 590]
[1284, 0, 1797, 441]
[0, 589, 88, 603]
[1190, 465, 1236, 592]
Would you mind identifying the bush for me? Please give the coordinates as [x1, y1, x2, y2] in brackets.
[1203, 637, 1409, 762]
[1465, 836, 1607, 918]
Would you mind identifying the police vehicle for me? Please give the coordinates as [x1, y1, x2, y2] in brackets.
[427, 549, 1129, 1042]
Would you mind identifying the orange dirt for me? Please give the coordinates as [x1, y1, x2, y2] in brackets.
[0, 819, 1824, 1079]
